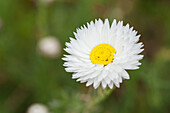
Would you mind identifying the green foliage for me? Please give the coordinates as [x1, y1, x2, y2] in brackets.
[0, 0, 170, 113]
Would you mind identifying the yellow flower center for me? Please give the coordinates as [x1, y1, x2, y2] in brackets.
[90, 44, 116, 65]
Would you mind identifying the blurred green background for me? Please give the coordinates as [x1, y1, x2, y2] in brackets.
[0, 0, 170, 113]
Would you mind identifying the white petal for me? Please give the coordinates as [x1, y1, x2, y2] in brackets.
[108, 82, 114, 89]
[101, 80, 107, 89]
[121, 69, 130, 79]
[86, 79, 94, 87]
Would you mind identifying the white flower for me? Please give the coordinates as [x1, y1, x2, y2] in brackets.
[27, 103, 49, 113]
[62, 19, 144, 89]
[38, 36, 61, 58]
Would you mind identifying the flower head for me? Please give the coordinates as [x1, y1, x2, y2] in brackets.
[62, 19, 144, 89]
[38, 36, 61, 58]
[27, 103, 49, 113]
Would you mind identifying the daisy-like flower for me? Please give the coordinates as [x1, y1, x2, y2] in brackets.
[62, 19, 144, 89]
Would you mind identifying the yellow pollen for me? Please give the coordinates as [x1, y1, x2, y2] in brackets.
[90, 44, 116, 65]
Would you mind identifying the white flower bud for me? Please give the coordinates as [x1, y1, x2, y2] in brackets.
[38, 36, 61, 58]
[27, 103, 49, 113]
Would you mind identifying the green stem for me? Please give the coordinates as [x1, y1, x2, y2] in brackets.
[83, 87, 114, 113]
[36, 0, 48, 38]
